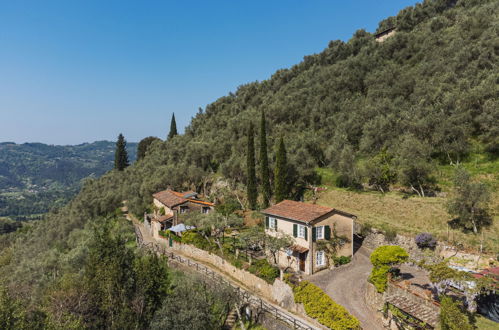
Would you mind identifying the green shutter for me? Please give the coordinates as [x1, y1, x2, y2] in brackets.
[325, 225, 331, 240]
[293, 224, 297, 237]
[275, 218, 278, 230]
[304, 227, 308, 241]
[312, 227, 316, 242]
[265, 216, 269, 228]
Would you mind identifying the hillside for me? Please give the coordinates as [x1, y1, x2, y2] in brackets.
[0, 141, 137, 218]
[0, 0, 497, 327]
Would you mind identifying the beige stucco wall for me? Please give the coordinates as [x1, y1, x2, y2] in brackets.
[265, 211, 354, 275]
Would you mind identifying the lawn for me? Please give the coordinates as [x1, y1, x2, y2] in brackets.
[313, 161, 499, 254]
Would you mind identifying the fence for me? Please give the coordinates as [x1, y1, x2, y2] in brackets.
[134, 225, 317, 330]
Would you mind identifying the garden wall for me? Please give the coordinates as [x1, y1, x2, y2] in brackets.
[165, 238, 275, 300]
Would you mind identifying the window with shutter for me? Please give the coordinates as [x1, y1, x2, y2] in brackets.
[325, 225, 331, 240]
[293, 224, 297, 237]
[312, 227, 317, 242]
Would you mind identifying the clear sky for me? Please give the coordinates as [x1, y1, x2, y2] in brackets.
[0, 0, 418, 145]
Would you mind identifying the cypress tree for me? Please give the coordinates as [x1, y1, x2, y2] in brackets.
[246, 122, 258, 210]
[114, 133, 129, 171]
[274, 137, 288, 203]
[168, 113, 178, 140]
[259, 110, 271, 208]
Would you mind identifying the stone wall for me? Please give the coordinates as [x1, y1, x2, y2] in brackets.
[163, 238, 276, 300]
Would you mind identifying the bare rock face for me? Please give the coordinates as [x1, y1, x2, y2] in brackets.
[271, 279, 296, 311]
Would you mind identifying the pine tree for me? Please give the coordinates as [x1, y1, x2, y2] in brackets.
[259, 110, 271, 208]
[114, 133, 129, 171]
[274, 137, 288, 203]
[246, 122, 258, 210]
[167, 113, 178, 140]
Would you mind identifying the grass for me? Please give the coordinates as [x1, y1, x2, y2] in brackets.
[475, 315, 498, 330]
[313, 152, 499, 254]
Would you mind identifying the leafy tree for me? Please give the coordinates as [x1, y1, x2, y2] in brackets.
[0, 286, 27, 329]
[265, 231, 293, 277]
[137, 136, 160, 161]
[439, 296, 473, 330]
[335, 144, 362, 189]
[447, 168, 492, 234]
[394, 134, 433, 197]
[238, 226, 266, 265]
[259, 111, 272, 208]
[274, 137, 288, 203]
[363, 148, 396, 193]
[246, 122, 258, 210]
[114, 133, 130, 171]
[167, 113, 178, 140]
[184, 211, 243, 256]
[150, 274, 238, 330]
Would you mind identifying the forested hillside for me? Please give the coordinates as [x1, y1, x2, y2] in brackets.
[0, 0, 497, 328]
[0, 141, 137, 218]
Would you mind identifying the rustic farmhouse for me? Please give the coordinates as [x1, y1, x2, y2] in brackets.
[262, 200, 355, 275]
[145, 189, 214, 238]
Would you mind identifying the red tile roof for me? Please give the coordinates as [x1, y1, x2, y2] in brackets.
[153, 189, 214, 208]
[261, 200, 335, 224]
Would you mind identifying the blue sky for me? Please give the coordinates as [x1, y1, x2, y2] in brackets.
[0, 0, 418, 145]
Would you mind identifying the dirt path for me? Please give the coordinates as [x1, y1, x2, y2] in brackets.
[306, 246, 384, 330]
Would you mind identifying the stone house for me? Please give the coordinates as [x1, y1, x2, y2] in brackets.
[375, 27, 396, 42]
[146, 189, 214, 238]
[261, 200, 355, 275]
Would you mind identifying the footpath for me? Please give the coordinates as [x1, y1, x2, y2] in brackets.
[127, 213, 324, 330]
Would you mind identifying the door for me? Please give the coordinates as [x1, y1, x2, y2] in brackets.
[299, 252, 306, 272]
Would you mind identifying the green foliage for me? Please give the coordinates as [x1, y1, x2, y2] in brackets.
[150, 273, 238, 330]
[384, 227, 398, 242]
[246, 122, 258, 210]
[447, 167, 492, 234]
[137, 136, 161, 161]
[334, 255, 351, 266]
[167, 113, 178, 140]
[439, 295, 474, 330]
[363, 148, 396, 193]
[274, 137, 288, 203]
[247, 259, 279, 283]
[114, 133, 130, 171]
[293, 281, 360, 329]
[386, 304, 427, 329]
[259, 110, 272, 208]
[369, 245, 409, 292]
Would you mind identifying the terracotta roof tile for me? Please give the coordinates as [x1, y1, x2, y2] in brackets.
[261, 200, 335, 223]
[153, 189, 187, 208]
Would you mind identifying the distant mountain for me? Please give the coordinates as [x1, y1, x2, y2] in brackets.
[0, 140, 137, 218]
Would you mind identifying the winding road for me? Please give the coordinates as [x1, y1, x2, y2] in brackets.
[306, 245, 385, 330]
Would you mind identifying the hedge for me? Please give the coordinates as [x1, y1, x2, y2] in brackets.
[293, 281, 360, 329]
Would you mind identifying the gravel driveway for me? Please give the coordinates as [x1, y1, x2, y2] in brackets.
[306, 245, 384, 330]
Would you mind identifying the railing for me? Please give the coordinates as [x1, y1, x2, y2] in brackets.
[133, 225, 317, 330]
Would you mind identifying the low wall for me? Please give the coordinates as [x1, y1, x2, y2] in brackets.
[163, 238, 275, 300]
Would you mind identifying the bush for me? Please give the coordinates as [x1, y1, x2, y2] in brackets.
[293, 281, 360, 329]
[384, 228, 397, 242]
[181, 231, 216, 251]
[334, 256, 351, 266]
[414, 232, 437, 249]
[440, 296, 473, 330]
[369, 246, 409, 292]
[247, 259, 279, 283]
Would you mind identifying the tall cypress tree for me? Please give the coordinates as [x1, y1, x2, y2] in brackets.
[114, 133, 129, 171]
[274, 137, 288, 203]
[168, 113, 178, 140]
[246, 122, 258, 210]
[259, 110, 271, 208]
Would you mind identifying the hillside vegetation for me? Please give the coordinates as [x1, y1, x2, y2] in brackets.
[0, 0, 497, 327]
[0, 141, 137, 218]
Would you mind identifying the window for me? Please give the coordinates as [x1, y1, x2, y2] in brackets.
[268, 217, 277, 229]
[202, 207, 210, 214]
[316, 250, 325, 267]
[298, 225, 306, 238]
[180, 206, 188, 214]
[316, 226, 324, 240]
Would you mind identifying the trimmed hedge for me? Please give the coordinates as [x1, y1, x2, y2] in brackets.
[293, 281, 360, 329]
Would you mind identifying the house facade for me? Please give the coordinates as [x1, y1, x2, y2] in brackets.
[146, 189, 214, 238]
[262, 200, 355, 275]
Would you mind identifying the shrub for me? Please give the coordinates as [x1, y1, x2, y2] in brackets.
[384, 228, 397, 242]
[415, 232, 437, 249]
[181, 231, 215, 251]
[369, 246, 409, 292]
[293, 281, 360, 329]
[360, 222, 373, 237]
[440, 296, 473, 330]
[248, 259, 279, 283]
[334, 256, 351, 266]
